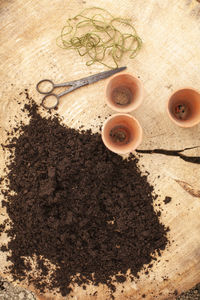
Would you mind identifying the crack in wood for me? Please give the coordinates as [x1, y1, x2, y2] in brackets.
[136, 146, 200, 164]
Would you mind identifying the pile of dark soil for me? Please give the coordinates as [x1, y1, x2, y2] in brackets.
[1, 95, 169, 297]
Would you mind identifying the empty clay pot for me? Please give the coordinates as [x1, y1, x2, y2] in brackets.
[105, 73, 144, 113]
[167, 88, 200, 127]
[102, 114, 143, 154]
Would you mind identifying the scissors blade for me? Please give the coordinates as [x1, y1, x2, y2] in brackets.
[78, 66, 127, 86]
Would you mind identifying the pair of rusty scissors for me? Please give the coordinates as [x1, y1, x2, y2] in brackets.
[36, 66, 126, 110]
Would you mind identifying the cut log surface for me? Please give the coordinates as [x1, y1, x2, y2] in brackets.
[0, 0, 200, 299]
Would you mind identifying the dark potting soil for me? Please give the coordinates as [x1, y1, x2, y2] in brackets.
[1, 94, 169, 297]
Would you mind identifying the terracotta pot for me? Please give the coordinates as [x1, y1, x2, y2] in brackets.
[102, 114, 143, 154]
[167, 88, 200, 127]
[105, 73, 144, 113]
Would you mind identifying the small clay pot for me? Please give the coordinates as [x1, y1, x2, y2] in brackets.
[105, 73, 144, 113]
[167, 88, 200, 127]
[102, 114, 143, 154]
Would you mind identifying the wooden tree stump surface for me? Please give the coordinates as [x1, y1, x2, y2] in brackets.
[0, 0, 200, 299]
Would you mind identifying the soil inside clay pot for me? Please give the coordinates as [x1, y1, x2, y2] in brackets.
[109, 125, 131, 145]
[1, 92, 169, 298]
[111, 86, 133, 106]
[173, 103, 190, 120]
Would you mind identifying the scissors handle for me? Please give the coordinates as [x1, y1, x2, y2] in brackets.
[41, 85, 75, 109]
[36, 79, 75, 95]
[36, 79, 55, 94]
[41, 93, 60, 110]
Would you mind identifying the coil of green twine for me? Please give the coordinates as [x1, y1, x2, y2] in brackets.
[57, 7, 142, 69]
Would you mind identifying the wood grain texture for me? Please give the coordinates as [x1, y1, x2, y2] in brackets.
[0, 0, 200, 299]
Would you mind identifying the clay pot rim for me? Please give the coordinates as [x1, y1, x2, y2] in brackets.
[102, 113, 143, 154]
[105, 73, 144, 113]
[167, 87, 200, 128]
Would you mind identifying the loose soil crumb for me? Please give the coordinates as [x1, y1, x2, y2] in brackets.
[1, 93, 169, 297]
[174, 289, 178, 296]
[0, 280, 5, 291]
[164, 196, 172, 204]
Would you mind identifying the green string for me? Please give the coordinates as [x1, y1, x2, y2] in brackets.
[56, 7, 142, 69]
